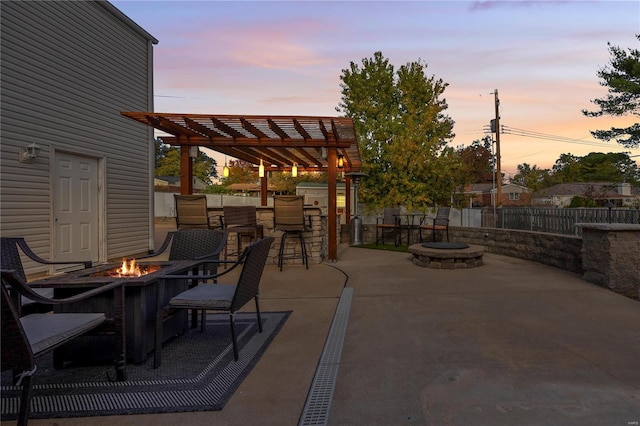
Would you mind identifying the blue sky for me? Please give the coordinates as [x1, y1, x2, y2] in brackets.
[112, 0, 640, 176]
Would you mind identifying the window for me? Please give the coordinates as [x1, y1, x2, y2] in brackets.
[509, 192, 520, 201]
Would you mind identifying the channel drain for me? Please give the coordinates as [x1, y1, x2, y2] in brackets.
[299, 286, 353, 426]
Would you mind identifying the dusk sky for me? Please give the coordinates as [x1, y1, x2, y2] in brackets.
[112, 0, 640, 177]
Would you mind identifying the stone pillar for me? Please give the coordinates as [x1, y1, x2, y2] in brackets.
[579, 223, 640, 300]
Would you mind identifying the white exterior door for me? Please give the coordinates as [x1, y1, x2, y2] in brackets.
[54, 152, 99, 264]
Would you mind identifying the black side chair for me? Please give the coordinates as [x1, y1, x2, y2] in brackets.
[154, 237, 274, 367]
[419, 207, 451, 242]
[1, 269, 126, 426]
[138, 229, 229, 330]
[0, 237, 93, 315]
[273, 195, 311, 271]
[139, 229, 228, 265]
[376, 207, 401, 246]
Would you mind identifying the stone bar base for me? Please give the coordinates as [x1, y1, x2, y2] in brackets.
[209, 206, 328, 266]
[409, 243, 484, 269]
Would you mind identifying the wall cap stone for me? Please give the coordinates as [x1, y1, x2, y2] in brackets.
[577, 223, 640, 231]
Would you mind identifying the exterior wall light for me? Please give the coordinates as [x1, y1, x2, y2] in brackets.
[20, 142, 41, 162]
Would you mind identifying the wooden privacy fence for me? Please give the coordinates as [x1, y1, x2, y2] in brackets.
[480, 207, 640, 236]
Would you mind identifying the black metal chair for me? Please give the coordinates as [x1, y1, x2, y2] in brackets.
[138, 229, 229, 332]
[139, 229, 228, 264]
[273, 195, 311, 271]
[153, 237, 274, 367]
[0, 237, 93, 315]
[376, 207, 401, 246]
[1, 269, 126, 426]
[419, 207, 451, 242]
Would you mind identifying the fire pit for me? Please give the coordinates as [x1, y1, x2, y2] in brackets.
[30, 259, 202, 363]
[409, 242, 484, 269]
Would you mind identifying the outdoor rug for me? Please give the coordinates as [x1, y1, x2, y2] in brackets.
[1, 311, 290, 420]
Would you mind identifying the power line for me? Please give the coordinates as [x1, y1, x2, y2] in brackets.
[500, 125, 623, 148]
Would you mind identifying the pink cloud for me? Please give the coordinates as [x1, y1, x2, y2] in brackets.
[469, 1, 573, 12]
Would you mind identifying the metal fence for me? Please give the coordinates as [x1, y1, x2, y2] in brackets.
[479, 207, 640, 236]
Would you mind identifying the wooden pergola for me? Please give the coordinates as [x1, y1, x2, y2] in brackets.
[121, 112, 362, 261]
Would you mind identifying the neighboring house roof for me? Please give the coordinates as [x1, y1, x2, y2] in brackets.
[467, 183, 494, 193]
[155, 176, 209, 189]
[156, 176, 181, 185]
[466, 183, 530, 194]
[534, 182, 637, 199]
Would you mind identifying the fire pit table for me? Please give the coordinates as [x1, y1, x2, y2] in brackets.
[30, 259, 202, 363]
[409, 242, 484, 269]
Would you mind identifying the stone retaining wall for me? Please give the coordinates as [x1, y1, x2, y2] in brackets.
[450, 227, 583, 274]
[357, 224, 582, 274]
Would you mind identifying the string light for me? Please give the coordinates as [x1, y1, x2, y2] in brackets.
[223, 155, 229, 177]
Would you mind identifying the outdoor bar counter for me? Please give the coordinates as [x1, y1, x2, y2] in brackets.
[208, 206, 334, 266]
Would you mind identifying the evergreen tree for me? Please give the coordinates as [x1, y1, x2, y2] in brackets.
[582, 34, 640, 148]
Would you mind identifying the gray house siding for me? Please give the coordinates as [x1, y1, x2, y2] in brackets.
[1, 1, 157, 276]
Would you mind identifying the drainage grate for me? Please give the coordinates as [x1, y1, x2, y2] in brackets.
[299, 286, 353, 426]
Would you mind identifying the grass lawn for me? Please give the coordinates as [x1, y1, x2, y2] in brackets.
[352, 243, 409, 253]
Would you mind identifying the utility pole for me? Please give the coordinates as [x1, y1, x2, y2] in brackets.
[493, 89, 502, 208]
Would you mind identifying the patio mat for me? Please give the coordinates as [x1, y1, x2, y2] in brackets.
[1, 311, 290, 420]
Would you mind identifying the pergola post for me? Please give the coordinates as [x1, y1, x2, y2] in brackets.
[260, 174, 268, 206]
[328, 148, 337, 261]
[180, 145, 193, 195]
[345, 177, 351, 225]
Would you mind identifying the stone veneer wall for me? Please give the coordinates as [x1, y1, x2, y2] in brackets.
[209, 207, 327, 266]
[450, 227, 583, 274]
[579, 224, 640, 300]
[357, 224, 583, 274]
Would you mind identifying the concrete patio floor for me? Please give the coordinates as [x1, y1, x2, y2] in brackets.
[25, 223, 640, 426]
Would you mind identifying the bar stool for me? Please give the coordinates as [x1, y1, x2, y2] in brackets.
[221, 205, 263, 261]
[273, 195, 310, 271]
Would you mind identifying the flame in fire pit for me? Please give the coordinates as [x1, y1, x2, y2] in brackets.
[110, 258, 159, 277]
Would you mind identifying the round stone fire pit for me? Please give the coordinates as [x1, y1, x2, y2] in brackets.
[409, 242, 484, 269]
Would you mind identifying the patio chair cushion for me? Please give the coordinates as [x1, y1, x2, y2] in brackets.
[21, 312, 106, 355]
[169, 284, 235, 309]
